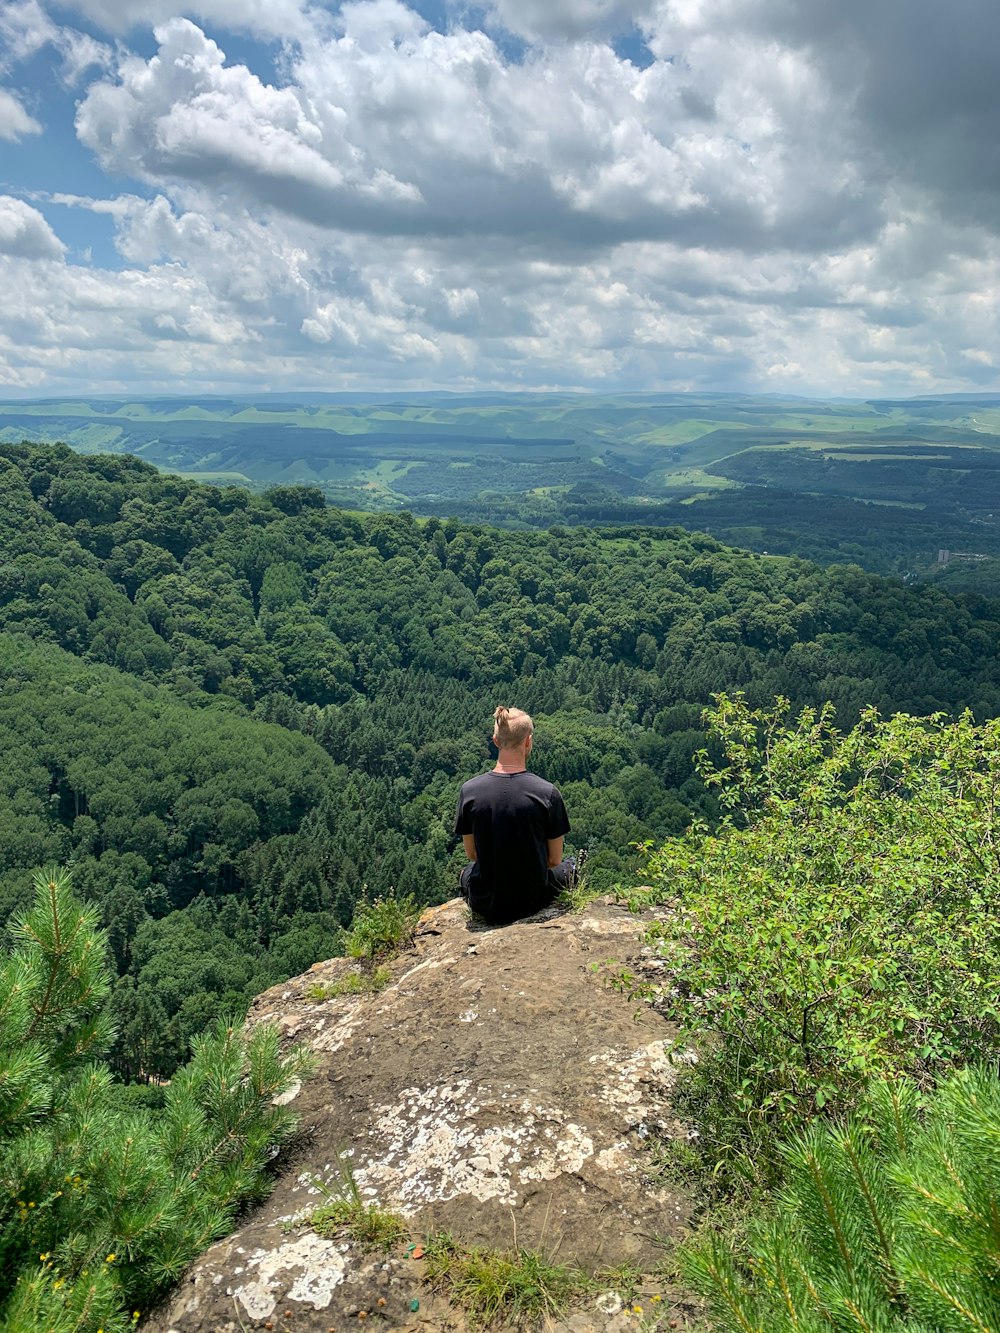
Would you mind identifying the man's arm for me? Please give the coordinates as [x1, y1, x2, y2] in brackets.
[462, 833, 477, 862]
[547, 836, 564, 868]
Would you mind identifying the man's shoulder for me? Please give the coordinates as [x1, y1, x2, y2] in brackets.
[462, 771, 558, 796]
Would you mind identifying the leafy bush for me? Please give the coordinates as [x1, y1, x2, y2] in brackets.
[639, 696, 1000, 1181]
[0, 867, 313, 1333]
[340, 893, 420, 964]
[685, 1067, 1000, 1331]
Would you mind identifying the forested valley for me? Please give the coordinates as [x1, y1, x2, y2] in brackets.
[4, 439, 1000, 1082]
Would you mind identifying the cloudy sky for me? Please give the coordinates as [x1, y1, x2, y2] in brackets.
[0, 0, 998, 397]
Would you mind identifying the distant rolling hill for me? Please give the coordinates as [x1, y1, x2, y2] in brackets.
[4, 391, 1000, 579]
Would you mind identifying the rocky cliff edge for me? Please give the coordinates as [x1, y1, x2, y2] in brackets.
[146, 896, 701, 1333]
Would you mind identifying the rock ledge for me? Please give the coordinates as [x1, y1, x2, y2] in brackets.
[146, 896, 698, 1332]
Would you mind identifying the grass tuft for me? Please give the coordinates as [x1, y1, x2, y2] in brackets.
[307, 966, 391, 1001]
[556, 879, 602, 913]
[556, 849, 601, 914]
[310, 1196, 409, 1251]
[423, 1232, 589, 1326]
[594, 1260, 645, 1304]
[306, 1157, 408, 1252]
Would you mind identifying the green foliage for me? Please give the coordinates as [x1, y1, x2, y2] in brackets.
[639, 695, 1000, 1185]
[9, 440, 1000, 1085]
[0, 868, 312, 1332]
[340, 893, 420, 964]
[686, 1067, 1000, 1332]
[306, 967, 392, 1000]
[423, 1232, 589, 1327]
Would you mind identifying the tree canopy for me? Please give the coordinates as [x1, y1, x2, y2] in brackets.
[4, 441, 1000, 1074]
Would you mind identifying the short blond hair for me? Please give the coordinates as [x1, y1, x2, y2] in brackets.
[493, 705, 533, 748]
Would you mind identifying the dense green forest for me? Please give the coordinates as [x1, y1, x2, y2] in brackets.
[5, 440, 1000, 1080]
[409, 482, 1000, 576]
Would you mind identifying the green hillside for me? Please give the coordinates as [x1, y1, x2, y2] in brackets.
[5, 392, 1000, 576]
[2, 442, 1000, 1332]
[3, 439, 1000, 1080]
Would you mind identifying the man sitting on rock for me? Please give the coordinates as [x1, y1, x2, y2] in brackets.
[455, 705, 577, 924]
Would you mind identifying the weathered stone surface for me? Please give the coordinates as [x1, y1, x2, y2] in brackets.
[145, 897, 699, 1332]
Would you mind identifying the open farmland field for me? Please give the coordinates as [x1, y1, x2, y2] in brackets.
[4, 391, 1000, 578]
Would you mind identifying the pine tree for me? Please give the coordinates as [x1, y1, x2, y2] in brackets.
[685, 1069, 1000, 1332]
[0, 867, 313, 1333]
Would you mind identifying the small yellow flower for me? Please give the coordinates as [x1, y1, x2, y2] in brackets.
[633, 1307, 643, 1315]
[27, 1202, 35, 1209]
[106, 1253, 116, 1263]
[652, 1295, 661, 1303]
[39, 1253, 49, 1261]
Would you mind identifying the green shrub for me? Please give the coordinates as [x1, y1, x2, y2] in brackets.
[639, 696, 1000, 1184]
[106, 1083, 167, 1112]
[685, 1067, 1000, 1332]
[341, 893, 420, 964]
[0, 867, 313, 1332]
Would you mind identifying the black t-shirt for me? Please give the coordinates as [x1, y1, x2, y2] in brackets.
[454, 770, 570, 921]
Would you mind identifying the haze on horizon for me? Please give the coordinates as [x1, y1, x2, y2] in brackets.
[1, 0, 999, 401]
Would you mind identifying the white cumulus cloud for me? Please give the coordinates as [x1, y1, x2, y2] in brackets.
[0, 197, 65, 258]
[1, 0, 110, 83]
[485, 0, 656, 41]
[73, 8, 874, 254]
[0, 87, 41, 138]
[0, 0, 999, 394]
[43, 0, 319, 41]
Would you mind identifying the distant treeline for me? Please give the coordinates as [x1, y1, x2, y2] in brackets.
[410, 482, 1000, 576]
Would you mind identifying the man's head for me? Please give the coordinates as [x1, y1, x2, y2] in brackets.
[493, 705, 533, 757]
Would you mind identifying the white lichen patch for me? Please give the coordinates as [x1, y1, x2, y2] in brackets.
[272, 1078, 302, 1106]
[354, 1083, 601, 1211]
[589, 1041, 681, 1127]
[595, 1290, 625, 1316]
[309, 1007, 366, 1054]
[519, 1122, 594, 1182]
[233, 1233, 347, 1320]
[292, 1170, 326, 1196]
[577, 916, 645, 936]
[595, 1143, 631, 1174]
